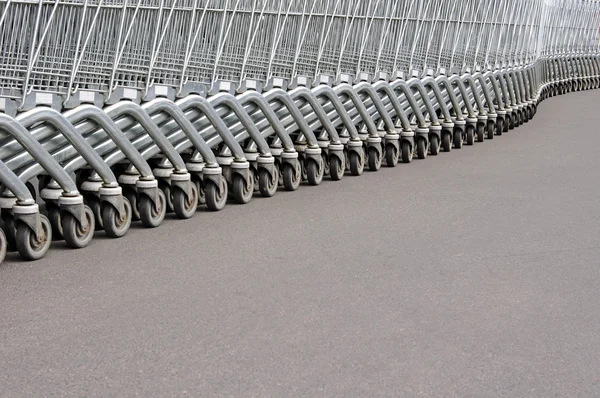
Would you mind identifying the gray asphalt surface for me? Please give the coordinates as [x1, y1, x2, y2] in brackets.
[1, 89, 600, 397]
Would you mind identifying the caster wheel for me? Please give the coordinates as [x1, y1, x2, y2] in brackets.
[276, 162, 284, 189]
[401, 141, 413, 163]
[430, 135, 440, 156]
[453, 130, 463, 149]
[306, 159, 323, 186]
[385, 144, 399, 166]
[158, 180, 174, 213]
[1, 213, 17, 252]
[329, 155, 345, 181]
[123, 187, 140, 221]
[442, 132, 452, 152]
[321, 153, 330, 177]
[232, 174, 254, 204]
[507, 116, 514, 131]
[282, 162, 301, 191]
[349, 150, 364, 176]
[46, 202, 64, 240]
[466, 126, 475, 145]
[258, 168, 278, 198]
[367, 147, 381, 171]
[194, 177, 206, 206]
[0, 228, 6, 265]
[85, 195, 103, 231]
[300, 157, 307, 182]
[477, 124, 485, 142]
[15, 214, 51, 261]
[205, 177, 228, 211]
[62, 205, 95, 249]
[101, 197, 132, 238]
[139, 189, 167, 227]
[486, 123, 495, 140]
[173, 184, 198, 219]
[416, 138, 427, 159]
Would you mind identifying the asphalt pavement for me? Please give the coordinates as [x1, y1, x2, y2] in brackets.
[1, 89, 600, 397]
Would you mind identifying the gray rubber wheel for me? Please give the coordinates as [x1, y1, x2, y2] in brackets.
[454, 129, 463, 149]
[1, 214, 16, 252]
[385, 144, 399, 166]
[158, 180, 174, 213]
[123, 187, 140, 221]
[46, 202, 64, 241]
[101, 197, 132, 238]
[416, 138, 428, 159]
[442, 132, 452, 152]
[466, 126, 475, 145]
[477, 124, 485, 142]
[367, 147, 381, 171]
[321, 153, 330, 177]
[329, 155, 345, 181]
[194, 177, 206, 206]
[306, 159, 323, 186]
[0, 228, 6, 265]
[487, 122, 495, 139]
[258, 169, 278, 198]
[282, 162, 301, 191]
[232, 174, 253, 204]
[349, 151, 364, 176]
[62, 205, 95, 249]
[173, 184, 198, 219]
[430, 135, 440, 156]
[85, 195, 103, 231]
[401, 141, 413, 163]
[205, 178, 228, 211]
[139, 189, 167, 228]
[15, 214, 51, 261]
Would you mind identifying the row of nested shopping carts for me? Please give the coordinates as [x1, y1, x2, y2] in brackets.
[0, 0, 598, 264]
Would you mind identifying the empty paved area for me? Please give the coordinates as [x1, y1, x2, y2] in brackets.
[1, 90, 600, 397]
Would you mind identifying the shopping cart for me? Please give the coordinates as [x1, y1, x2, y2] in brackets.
[0, 0, 598, 265]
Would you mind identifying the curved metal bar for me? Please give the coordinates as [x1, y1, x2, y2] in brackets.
[262, 88, 320, 148]
[407, 77, 441, 125]
[372, 81, 413, 130]
[495, 70, 516, 107]
[517, 69, 530, 101]
[176, 95, 246, 161]
[61, 105, 155, 179]
[133, 98, 218, 166]
[16, 108, 118, 186]
[448, 75, 477, 118]
[208, 93, 272, 156]
[389, 79, 428, 127]
[421, 76, 454, 122]
[516, 69, 530, 101]
[0, 113, 79, 195]
[434, 75, 466, 121]
[333, 83, 378, 137]
[311, 84, 361, 141]
[108, 100, 188, 171]
[484, 71, 506, 111]
[288, 86, 342, 144]
[0, 161, 36, 205]
[508, 70, 523, 104]
[353, 82, 396, 132]
[236, 90, 295, 150]
[461, 74, 489, 114]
